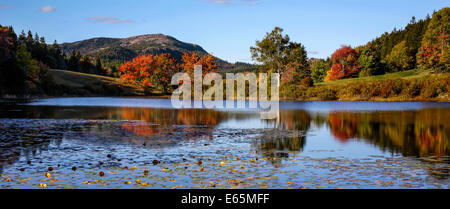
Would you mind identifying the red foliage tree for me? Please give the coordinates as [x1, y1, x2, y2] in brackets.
[181, 51, 218, 77]
[120, 53, 180, 93]
[0, 26, 14, 62]
[325, 45, 361, 81]
[417, 32, 449, 72]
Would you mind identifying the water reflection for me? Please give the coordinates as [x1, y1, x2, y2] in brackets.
[325, 110, 449, 157]
[0, 104, 448, 159]
[0, 119, 64, 172]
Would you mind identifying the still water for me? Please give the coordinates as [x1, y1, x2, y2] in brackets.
[0, 98, 449, 189]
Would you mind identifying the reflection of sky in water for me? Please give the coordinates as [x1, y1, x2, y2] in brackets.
[27, 97, 450, 112]
[12, 97, 450, 159]
[302, 126, 397, 159]
[280, 101, 450, 112]
[1, 98, 449, 188]
[216, 113, 398, 159]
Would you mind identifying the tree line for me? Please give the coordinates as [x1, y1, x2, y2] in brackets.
[1, 7, 448, 98]
[120, 51, 218, 93]
[252, 7, 448, 87]
[0, 26, 108, 96]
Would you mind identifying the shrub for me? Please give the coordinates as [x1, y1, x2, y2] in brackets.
[405, 81, 421, 97]
[315, 87, 338, 100]
[300, 77, 314, 87]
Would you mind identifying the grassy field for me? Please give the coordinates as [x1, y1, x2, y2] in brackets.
[48, 69, 449, 101]
[318, 69, 433, 86]
[281, 69, 450, 101]
[48, 69, 148, 96]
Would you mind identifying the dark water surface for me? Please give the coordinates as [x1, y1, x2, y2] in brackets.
[0, 98, 449, 189]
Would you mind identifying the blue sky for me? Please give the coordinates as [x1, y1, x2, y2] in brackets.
[0, 0, 448, 63]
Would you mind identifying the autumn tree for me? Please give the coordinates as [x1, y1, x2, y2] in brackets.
[1, 25, 55, 96]
[0, 25, 25, 95]
[417, 7, 449, 72]
[324, 45, 361, 81]
[120, 53, 180, 93]
[0, 26, 16, 63]
[385, 41, 414, 72]
[181, 51, 218, 77]
[250, 27, 309, 84]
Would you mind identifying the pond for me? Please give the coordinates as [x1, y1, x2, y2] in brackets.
[0, 97, 449, 189]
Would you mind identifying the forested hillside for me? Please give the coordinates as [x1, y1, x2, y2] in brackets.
[308, 8, 448, 83]
[1, 7, 448, 100]
[59, 34, 242, 76]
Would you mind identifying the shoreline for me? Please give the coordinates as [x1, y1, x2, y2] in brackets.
[2, 95, 450, 103]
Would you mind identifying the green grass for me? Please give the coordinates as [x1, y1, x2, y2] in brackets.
[318, 69, 433, 86]
[48, 69, 148, 96]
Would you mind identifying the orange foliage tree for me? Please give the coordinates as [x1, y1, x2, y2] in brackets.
[0, 26, 14, 62]
[324, 45, 361, 81]
[120, 53, 180, 93]
[417, 32, 449, 72]
[181, 51, 218, 77]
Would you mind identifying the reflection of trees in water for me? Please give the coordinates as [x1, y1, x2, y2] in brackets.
[254, 110, 311, 166]
[0, 120, 64, 172]
[325, 109, 449, 157]
[253, 108, 449, 170]
[1, 105, 448, 174]
[119, 108, 222, 140]
[324, 109, 450, 179]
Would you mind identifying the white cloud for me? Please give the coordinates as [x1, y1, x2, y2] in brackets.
[40, 6, 56, 13]
[207, 0, 259, 5]
[88, 16, 134, 24]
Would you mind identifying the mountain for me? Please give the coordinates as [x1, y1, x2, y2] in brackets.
[59, 33, 232, 68]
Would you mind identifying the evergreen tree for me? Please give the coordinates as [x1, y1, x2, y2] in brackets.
[310, 58, 331, 83]
[95, 56, 105, 75]
[357, 44, 384, 76]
